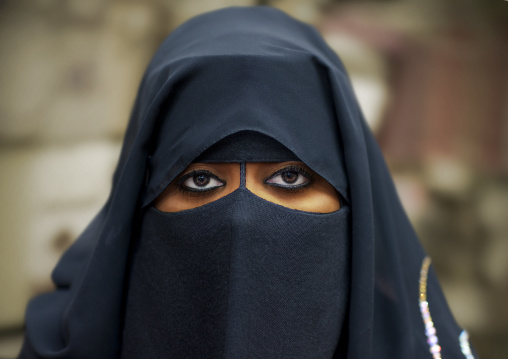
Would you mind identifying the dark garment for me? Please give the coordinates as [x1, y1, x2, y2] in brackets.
[20, 6, 472, 359]
[123, 188, 350, 358]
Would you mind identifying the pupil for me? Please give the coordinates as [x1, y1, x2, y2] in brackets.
[281, 171, 298, 184]
[194, 174, 210, 186]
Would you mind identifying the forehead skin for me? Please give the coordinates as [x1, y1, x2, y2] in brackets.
[154, 162, 340, 213]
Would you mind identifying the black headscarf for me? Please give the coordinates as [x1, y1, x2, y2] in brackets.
[19, 6, 473, 359]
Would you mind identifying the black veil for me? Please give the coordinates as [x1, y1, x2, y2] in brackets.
[20, 7, 469, 359]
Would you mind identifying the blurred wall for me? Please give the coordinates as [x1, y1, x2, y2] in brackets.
[0, 0, 506, 358]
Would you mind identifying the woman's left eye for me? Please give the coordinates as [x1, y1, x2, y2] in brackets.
[180, 171, 225, 192]
[265, 167, 311, 189]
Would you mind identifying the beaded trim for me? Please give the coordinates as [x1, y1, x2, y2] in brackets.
[419, 256, 442, 359]
[459, 330, 475, 359]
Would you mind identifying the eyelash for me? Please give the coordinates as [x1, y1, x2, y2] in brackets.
[263, 165, 314, 191]
[176, 165, 314, 197]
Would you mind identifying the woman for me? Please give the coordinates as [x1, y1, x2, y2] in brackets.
[19, 6, 476, 359]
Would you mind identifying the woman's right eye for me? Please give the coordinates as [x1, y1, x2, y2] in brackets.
[179, 170, 226, 193]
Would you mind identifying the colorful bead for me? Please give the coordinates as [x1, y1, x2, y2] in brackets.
[427, 335, 438, 346]
[459, 330, 475, 359]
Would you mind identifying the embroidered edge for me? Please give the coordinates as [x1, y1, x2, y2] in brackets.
[420, 256, 442, 359]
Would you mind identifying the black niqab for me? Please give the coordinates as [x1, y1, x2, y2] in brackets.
[19, 6, 472, 359]
[123, 181, 351, 358]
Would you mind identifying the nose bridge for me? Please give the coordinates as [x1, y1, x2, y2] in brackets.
[229, 186, 256, 231]
[224, 186, 266, 357]
[229, 162, 255, 229]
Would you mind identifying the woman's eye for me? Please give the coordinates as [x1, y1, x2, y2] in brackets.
[180, 171, 225, 192]
[265, 168, 311, 189]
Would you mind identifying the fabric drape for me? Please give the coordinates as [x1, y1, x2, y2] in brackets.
[19, 6, 469, 359]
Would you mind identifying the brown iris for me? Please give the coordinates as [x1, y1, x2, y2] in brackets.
[281, 171, 298, 184]
[193, 174, 210, 187]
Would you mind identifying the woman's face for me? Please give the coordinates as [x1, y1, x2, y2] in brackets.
[154, 162, 341, 213]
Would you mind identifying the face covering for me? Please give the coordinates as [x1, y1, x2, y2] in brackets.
[122, 135, 351, 358]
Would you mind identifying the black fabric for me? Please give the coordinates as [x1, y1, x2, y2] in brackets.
[122, 188, 350, 358]
[19, 6, 470, 359]
[194, 131, 300, 163]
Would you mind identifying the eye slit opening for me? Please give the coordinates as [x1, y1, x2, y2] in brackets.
[263, 165, 313, 190]
[178, 169, 226, 193]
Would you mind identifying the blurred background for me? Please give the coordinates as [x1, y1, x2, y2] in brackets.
[0, 0, 506, 357]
